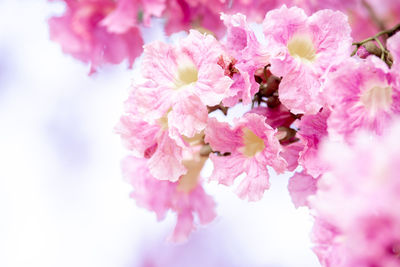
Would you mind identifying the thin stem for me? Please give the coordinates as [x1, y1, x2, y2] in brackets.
[374, 37, 385, 60]
[351, 44, 361, 56]
[352, 23, 400, 48]
[263, 64, 271, 82]
[351, 23, 400, 65]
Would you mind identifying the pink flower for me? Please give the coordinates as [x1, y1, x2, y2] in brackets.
[310, 120, 400, 266]
[221, 13, 260, 62]
[100, 0, 140, 33]
[115, 102, 187, 182]
[226, 0, 283, 22]
[325, 57, 400, 140]
[49, 0, 144, 74]
[280, 141, 304, 172]
[287, 171, 318, 208]
[163, 0, 226, 37]
[292, 0, 389, 40]
[263, 5, 352, 114]
[298, 0, 355, 13]
[311, 218, 343, 267]
[122, 155, 216, 242]
[163, 0, 282, 38]
[101, 0, 166, 33]
[205, 113, 287, 201]
[134, 30, 234, 138]
[220, 13, 268, 106]
[116, 114, 159, 158]
[297, 108, 330, 178]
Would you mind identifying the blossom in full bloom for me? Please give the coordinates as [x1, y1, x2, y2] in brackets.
[220, 13, 268, 107]
[310, 120, 400, 266]
[263, 5, 352, 114]
[134, 30, 234, 138]
[205, 113, 287, 201]
[325, 56, 400, 140]
[122, 155, 216, 242]
[49, 0, 144, 73]
[116, 95, 189, 182]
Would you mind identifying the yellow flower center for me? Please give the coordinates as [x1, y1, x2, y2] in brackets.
[174, 60, 198, 89]
[178, 66, 198, 85]
[287, 34, 317, 62]
[158, 113, 169, 130]
[360, 85, 393, 114]
[241, 127, 265, 157]
[183, 132, 204, 146]
[177, 155, 207, 193]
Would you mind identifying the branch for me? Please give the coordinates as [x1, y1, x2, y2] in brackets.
[351, 23, 400, 67]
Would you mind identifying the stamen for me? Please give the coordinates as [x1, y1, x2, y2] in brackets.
[288, 34, 317, 62]
[241, 127, 265, 157]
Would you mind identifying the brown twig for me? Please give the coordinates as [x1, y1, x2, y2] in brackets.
[199, 144, 231, 157]
[207, 103, 228, 115]
[351, 23, 400, 67]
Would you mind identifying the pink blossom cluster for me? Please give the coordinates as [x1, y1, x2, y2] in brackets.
[48, 0, 279, 73]
[309, 121, 400, 266]
[107, 3, 400, 266]
[48, 0, 400, 73]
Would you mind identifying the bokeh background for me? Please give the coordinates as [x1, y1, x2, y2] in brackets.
[0, 1, 319, 266]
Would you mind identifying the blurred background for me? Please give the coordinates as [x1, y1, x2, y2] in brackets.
[0, 1, 319, 266]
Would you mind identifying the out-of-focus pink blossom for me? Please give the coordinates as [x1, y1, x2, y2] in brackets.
[311, 218, 343, 267]
[122, 155, 216, 242]
[297, 0, 356, 13]
[325, 56, 400, 140]
[163, 0, 285, 38]
[205, 113, 287, 201]
[296, 0, 400, 40]
[263, 5, 352, 114]
[100, 0, 140, 33]
[288, 171, 318, 208]
[49, 0, 144, 74]
[310, 120, 400, 266]
[100, 0, 165, 32]
[163, 0, 226, 37]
